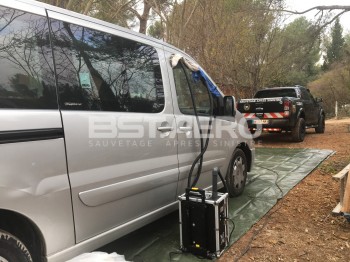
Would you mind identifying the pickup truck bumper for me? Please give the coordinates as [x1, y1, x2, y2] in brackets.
[246, 118, 295, 131]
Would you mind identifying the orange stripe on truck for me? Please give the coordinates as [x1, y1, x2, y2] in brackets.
[243, 112, 285, 119]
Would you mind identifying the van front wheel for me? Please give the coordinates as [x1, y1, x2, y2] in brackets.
[0, 230, 33, 262]
[226, 149, 247, 197]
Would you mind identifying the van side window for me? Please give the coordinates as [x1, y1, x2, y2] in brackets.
[173, 63, 211, 115]
[0, 7, 58, 109]
[50, 20, 164, 113]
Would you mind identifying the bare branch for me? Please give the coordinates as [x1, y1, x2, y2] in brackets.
[184, 0, 199, 29]
[148, 0, 168, 23]
[83, 0, 94, 15]
[281, 5, 350, 15]
[65, 0, 76, 10]
[316, 10, 347, 31]
[128, 7, 142, 20]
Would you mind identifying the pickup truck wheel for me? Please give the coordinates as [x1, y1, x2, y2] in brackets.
[226, 149, 247, 197]
[315, 115, 325, 133]
[0, 230, 33, 262]
[292, 118, 305, 142]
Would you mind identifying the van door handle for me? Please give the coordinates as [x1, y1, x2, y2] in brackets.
[179, 126, 193, 132]
[157, 126, 173, 132]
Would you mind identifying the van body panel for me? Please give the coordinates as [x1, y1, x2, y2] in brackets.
[0, 110, 63, 132]
[78, 166, 179, 207]
[61, 111, 179, 242]
[163, 49, 236, 192]
[0, 138, 75, 255]
[0, 0, 76, 255]
[46, 201, 178, 262]
[174, 115, 233, 192]
[0, 0, 46, 16]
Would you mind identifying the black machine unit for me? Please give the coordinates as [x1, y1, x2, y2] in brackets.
[178, 188, 229, 258]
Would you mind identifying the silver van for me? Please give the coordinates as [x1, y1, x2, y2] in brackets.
[0, 0, 254, 261]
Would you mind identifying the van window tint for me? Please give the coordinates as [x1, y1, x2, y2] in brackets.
[50, 20, 164, 113]
[173, 63, 211, 115]
[0, 7, 57, 109]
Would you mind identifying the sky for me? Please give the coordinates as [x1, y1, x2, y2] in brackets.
[285, 0, 350, 33]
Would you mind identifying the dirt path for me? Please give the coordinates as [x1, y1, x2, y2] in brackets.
[219, 118, 350, 262]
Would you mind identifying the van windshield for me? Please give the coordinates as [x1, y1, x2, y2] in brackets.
[254, 89, 297, 98]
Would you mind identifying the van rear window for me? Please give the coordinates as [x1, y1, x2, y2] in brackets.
[0, 7, 58, 109]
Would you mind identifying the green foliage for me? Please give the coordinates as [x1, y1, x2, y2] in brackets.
[323, 18, 345, 69]
[309, 30, 350, 118]
[148, 21, 164, 39]
[92, 0, 135, 28]
[309, 63, 350, 117]
[266, 17, 321, 86]
[38, 0, 134, 27]
[319, 158, 350, 175]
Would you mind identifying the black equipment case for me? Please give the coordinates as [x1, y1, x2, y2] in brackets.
[178, 188, 229, 258]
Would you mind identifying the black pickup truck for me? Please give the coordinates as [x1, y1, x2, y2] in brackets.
[237, 86, 325, 142]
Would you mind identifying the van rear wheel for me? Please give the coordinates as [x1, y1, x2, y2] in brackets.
[0, 230, 33, 262]
[226, 149, 247, 197]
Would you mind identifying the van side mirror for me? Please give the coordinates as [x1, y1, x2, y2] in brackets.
[224, 96, 236, 117]
[315, 97, 323, 103]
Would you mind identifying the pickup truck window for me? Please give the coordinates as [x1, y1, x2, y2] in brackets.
[255, 89, 297, 98]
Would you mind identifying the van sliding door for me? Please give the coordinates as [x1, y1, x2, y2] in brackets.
[48, 11, 179, 242]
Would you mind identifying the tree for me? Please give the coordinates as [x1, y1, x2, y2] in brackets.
[165, 0, 326, 94]
[39, 0, 134, 28]
[323, 18, 345, 69]
[148, 20, 164, 39]
[40, 0, 95, 14]
[39, 0, 175, 34]
[264, 17, 321, 86]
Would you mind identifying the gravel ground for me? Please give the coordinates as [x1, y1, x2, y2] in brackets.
[219, 118, 350, 262]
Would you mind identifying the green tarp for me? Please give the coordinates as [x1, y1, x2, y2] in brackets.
[99, 148, 333, 261]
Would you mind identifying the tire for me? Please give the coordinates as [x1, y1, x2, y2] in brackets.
[0, 230, 33, 262]
[226, 149, 248, 197]
[315, 114, 325, 133]
[291, 118, 306, 142]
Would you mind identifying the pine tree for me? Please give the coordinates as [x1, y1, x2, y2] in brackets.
[323, 18, 345, 69]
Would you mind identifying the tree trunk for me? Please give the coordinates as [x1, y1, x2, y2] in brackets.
[83, 0, 94, 15]
[139, 1, 152, 34]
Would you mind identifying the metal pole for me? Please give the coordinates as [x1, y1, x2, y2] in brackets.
[335, 101, 338, 119]
[212, 167, 218, 200]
